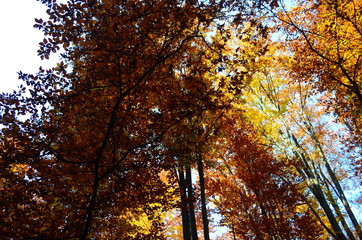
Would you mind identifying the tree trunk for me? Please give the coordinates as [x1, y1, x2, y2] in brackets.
[186, 165, 198, 240]
[197, 154, 210, 240]
[179, 167, 192, 240]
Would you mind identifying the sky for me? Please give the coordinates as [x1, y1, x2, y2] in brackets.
[0, 0, 56, 93]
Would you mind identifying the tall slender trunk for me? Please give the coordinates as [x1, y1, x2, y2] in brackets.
[178, 165, 198, 240]
[179, 167, 191, 240]
[186, 165, 198, 240]
[197, 154, 210, 240]
[307, 123, 362, 239]
[300, 155, 348, 240]
[290, 133, 348, 240]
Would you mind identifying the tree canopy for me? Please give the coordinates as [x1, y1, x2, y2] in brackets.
[0, 0, 361, 239]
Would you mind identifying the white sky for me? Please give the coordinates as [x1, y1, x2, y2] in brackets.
[0, 0, 56, 93]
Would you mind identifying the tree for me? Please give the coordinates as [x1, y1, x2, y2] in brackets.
[274, 0, 362, 172]
[0, 0, 227, 238]
[206, 114, 323, 239]
[238, 36, 362, 239]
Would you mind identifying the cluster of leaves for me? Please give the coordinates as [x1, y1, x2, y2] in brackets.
[1, 0, 228, 238]
[206, 115, 323, 239]
[277, 0, 362, 154]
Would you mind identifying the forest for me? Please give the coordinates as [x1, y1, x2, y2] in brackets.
[0, 0, 361, 239]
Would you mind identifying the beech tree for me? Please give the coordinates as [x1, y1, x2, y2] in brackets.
[264, 0, 362, 238]
[206, 118, 324, 239]
[0, 0, 229, 238]
[237, 34, 362, 239]
[272, 0, 362, 174]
